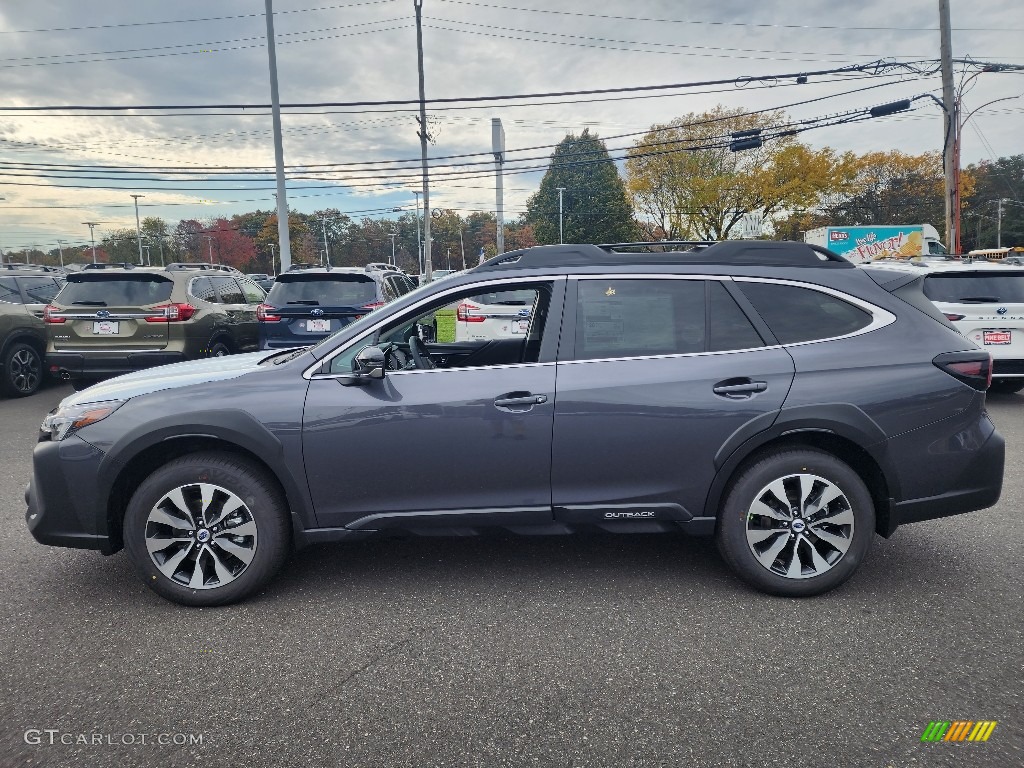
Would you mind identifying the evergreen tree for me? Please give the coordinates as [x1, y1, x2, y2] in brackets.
[525, 129, 636, 245]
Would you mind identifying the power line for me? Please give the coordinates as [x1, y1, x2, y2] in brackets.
[0, 0, 398, 34]
[433, 0, 1024, 32]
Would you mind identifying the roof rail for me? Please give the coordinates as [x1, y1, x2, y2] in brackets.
[286, 263, 323, 271]
[0, 263, 65, 272]
[165, 262, 236, 272]
[473, 241, 853, 272]
[83, 262, 136, 270]
[365, 262, 396, 272]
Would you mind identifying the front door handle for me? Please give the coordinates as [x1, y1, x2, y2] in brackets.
[494, 392, 548, 408]
[712, 380, 768, 398]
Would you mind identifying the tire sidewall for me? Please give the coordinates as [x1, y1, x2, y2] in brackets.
[717, 449, 875, 597]
[123, 453, 288, 606]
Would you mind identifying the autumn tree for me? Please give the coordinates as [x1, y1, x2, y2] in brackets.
[626, 106, 853, 240]
[525, 129, 636, 245]
[962, 155, 1024, 250]
[100, 227, 143, 264]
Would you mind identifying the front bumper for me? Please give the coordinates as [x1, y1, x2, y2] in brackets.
[45, 351, 186, 381]
[25, 435, 115, 554]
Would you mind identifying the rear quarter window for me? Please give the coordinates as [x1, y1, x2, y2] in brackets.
[737, 281, 871, 344]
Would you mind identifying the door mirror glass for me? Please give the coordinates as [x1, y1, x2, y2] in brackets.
[337, 345, 386, 385]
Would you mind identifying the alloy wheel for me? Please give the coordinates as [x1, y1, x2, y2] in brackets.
[744, 473, 855, 579]
[144, 482, 258, 589]
[9, 347, 41, 394]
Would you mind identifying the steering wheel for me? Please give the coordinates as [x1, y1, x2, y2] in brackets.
[383, 343, 411, 371]
[408, 336, 436, 369]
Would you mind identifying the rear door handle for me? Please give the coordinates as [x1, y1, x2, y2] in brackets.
[712, 380, 768, 397]
[494, 392, 548, 408]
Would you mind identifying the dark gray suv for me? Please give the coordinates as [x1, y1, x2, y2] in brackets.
[26, 241, 1004, 605]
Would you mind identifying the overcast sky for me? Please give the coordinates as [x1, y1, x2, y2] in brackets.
[0, 0, 1020, 253]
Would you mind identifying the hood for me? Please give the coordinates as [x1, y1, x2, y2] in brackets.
[62, 351, 273, 407]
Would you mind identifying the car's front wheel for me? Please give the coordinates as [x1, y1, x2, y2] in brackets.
[123, 452, 290, 606]
[1, 342, 43, 397]
[716, 448, 875, 597]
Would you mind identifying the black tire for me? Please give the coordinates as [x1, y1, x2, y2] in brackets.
[1, 342, 43, 397]
[989, 380, 1024, 395]
[716, 448, 875, 597]
[207, 339, 232, 358]
[123, 452, 290, 606]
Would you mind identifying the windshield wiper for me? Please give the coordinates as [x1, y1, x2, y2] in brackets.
[958, 296, 1001, 303]
[287, 300, 320, 305]
[71, 300, 107, 306]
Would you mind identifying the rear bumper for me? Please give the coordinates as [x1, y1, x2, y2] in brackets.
[46, 351, 186, 380]
[884, 419, 1004, 534]
[25, 436, 115, 554]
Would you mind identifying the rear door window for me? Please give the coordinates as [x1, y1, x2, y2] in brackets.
[737, 281, 871, 344]
[238, 279, 265, 304]
[268, 275, 378, 306]
[0, 278, 22, 303]
[189, 277, 219, 303]
[573, 278, 705, 360]
[709, 282, 764, 351]
[58, 276, 174, 307]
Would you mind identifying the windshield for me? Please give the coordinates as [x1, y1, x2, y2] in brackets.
[923, 273, 1024, 303]
[267, 275, 377, 306]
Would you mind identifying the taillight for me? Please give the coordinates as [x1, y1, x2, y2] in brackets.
[257, 303, 281, 322]
[43, 305, 66, 324]
[933, 351, 992, 391]
[457, 302, 485, 322]
[944, 313, 965, 321]
[361, 301, 385, 312]
[146, 303, 196, 322]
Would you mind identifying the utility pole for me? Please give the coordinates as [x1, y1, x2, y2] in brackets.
[998, 198, 1005, 248]
[56, 239, 65, 268]
[939, 0, 957, 253]
[459, 227, 466, 270]
[265, 0, 291, 272]
[203, 235, 214, 264]
[388, 232, 397, 265]
[556, 187, 566, 243]
[320, 214, 331, 267]
[492, 118, 505, 255]
[82, 222, 99, 264]
[414, 0, 432, 282]
[413, 190, 422, 274]
[130, 194, 145, 264]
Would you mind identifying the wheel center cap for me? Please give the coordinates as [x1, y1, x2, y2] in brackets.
[196, 529, 211, 543]
[791, 519, 806, 533]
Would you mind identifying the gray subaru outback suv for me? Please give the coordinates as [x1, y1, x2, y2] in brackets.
[26, 241, 1004, 605]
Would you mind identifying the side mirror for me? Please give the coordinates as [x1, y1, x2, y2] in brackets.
[338, 345, 386, 386]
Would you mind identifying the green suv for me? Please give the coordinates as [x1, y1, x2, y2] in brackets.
[44, 263, 265, 389]
[0, 264, 65, 397]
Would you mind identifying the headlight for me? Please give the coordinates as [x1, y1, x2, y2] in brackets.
[41, 400, 125, 442]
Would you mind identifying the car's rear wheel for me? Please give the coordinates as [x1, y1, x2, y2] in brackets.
[716, 448, 875, 597]
[123, 452, 290, 606]
[1, 342, 43, 397]
[208, 340, 232, 358]
[989, 379, 1024, 395]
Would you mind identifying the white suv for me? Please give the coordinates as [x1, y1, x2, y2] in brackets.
[454, 288, 536, 341]
[864, 257, 1024, 393]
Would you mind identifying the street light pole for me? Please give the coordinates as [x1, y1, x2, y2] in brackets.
[82, 222, 99, 263]
[413, 0, 432, 282]
[998, 198, 1006, 248]
[203, 235, 214, 264]
[388, 232, 397, 266]
[142, 244, 151, 266]
[56, 239, 65, 268]
[556, 187, 566, 244]
[319, 214, 331, 267]
[269, 243, 276, 275]
[130, 194, 145, 264]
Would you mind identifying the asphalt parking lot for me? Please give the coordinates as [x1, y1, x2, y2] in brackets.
[1, 383, 1021, 768]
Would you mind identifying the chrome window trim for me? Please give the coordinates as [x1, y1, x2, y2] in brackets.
[304, 275, 561, 380]
[310, 360, 556, 382]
